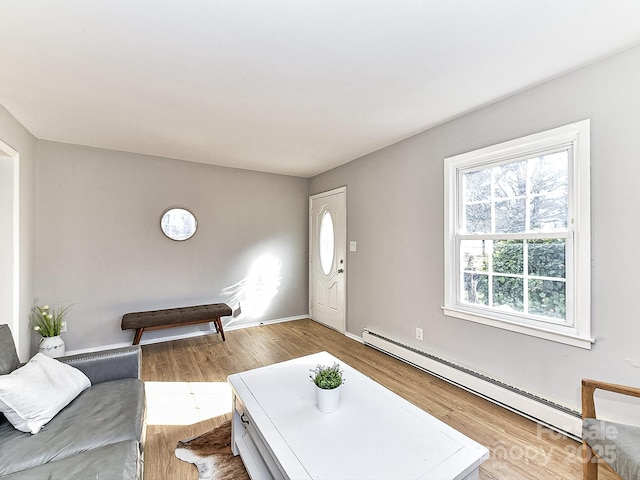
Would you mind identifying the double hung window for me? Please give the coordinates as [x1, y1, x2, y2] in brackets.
[443, 120, 592, 348]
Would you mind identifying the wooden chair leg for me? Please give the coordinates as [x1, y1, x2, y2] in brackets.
[583, 441, 598, 480]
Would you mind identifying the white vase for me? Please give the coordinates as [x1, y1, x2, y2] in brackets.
[38, 335, 65, 358]
[315, 384, 342, 414]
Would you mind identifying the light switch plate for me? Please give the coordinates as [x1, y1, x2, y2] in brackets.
[350, 241, 357, 252]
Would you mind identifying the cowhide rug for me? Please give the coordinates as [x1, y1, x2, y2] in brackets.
[175, 420, 250, 480]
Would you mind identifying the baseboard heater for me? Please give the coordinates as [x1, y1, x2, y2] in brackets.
[362, 329, 581, 440]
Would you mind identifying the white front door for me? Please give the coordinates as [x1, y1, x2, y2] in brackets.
[309, 187, 346, 332]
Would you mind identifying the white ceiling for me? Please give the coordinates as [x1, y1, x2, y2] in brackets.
[1, 1, 640, 178]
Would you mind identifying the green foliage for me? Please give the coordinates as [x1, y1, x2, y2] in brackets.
[493, 240, 523, 274]
[493, 239, 565, 318]
[493, 276, 523, 311]
[464, 239, 566, 319]
[529, 279, 566, 319]
[528, 239, 565, 278]
[310, 363, 345, 390]
[30, 304, 71, 337]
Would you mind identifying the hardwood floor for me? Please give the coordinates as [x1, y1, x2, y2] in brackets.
[141, 319, 616, 480]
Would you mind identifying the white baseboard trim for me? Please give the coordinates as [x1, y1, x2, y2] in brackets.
[64, 315, 308, 356]
[362, 329, 581, 440]
[224, 315, 308, 332]
[345, 331, 364, 343]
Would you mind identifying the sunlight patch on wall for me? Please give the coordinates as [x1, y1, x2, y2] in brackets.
[144, 381, 231, 426]
[222, 253, 282, 324]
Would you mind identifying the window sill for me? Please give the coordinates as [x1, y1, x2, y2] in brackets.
[442, 306, 594, 349]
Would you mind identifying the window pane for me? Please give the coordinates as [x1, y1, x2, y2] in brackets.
[493, 276, 523, 312]
[529, 152, 568, 195]
[461, 240, 489, 306]
[529, 279, 566, 320]
[464, 169, 491, 202]
[530, 195, 568, 231]
[464, 202, 491, 234]
[463, 273, 488, 305]
[494, 160, 526, 198]
[319, 211, 334, 275]
[461, 240, 489, 272]
[495, 198, 526, 233]
[528, 239, 565, 278]
[493, 240, 523, 274]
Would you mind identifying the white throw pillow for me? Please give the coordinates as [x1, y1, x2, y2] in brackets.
[0, 353, 91, 434]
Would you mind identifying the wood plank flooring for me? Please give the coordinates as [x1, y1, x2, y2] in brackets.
[141, 319, 617, 480]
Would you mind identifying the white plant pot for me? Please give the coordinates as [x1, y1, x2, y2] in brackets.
[315, 384, 342, 414]
[38, 335, 65, 358]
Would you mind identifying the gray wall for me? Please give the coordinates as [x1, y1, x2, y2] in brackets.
[0, 105, 37, 361]
[35, 141, 309, 350]
[310, 45, 640, 412]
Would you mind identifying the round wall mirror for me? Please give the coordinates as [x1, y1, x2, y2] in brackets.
[160, 208, 197, 241]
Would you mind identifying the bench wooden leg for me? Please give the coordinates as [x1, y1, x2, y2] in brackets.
[213, 317, 226, 341]
[133, 328, 144, 345]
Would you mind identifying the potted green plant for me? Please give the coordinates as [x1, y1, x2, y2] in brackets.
[30, 304, 71, 358]
[309, 362, 345, 413]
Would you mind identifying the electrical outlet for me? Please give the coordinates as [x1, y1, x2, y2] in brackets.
[60, 322, 67, 333]
[415, 327, 423, 341]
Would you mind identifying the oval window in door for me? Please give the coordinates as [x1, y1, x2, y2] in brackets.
[319, 210, 335, 275]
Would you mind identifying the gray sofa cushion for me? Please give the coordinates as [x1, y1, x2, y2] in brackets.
[0, 325, 20, 375]
[583, 418, 640, 480]
[0, 440, 141, 480]
[0, 378, 145, 475]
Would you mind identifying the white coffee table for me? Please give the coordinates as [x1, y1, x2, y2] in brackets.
[228, 352, 488, 480]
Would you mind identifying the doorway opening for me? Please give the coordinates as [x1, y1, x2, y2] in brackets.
[0, 139, 19, 352]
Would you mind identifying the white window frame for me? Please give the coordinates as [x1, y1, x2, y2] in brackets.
[443, 120, 593, 349]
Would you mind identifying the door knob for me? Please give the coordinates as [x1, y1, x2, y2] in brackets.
[338, 269, 344, 273]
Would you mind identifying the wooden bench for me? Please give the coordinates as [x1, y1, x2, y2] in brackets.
[121, 303, 232, 345]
